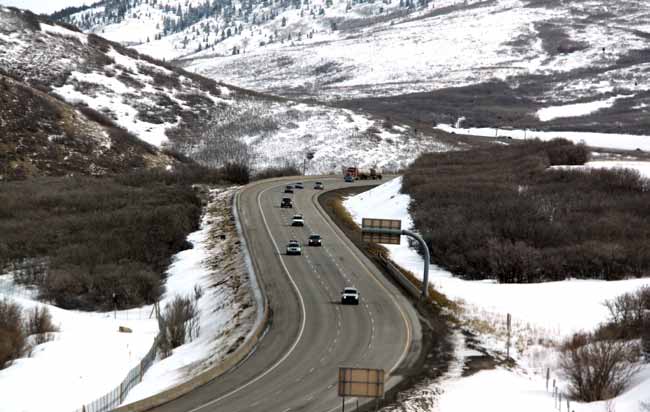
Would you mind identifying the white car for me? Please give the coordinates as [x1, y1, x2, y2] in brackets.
[341, 287, 360, 305]
[291, 214, 305, 226]
[286, 240, 302, 255]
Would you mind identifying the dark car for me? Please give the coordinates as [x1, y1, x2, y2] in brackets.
[344, 175, 354, 183]
[284, 185, 294, 194]
[314, 181, 324, 190]
[281, 197, 293, 208]
[295, 182, 304, 189]
[341, 287, 360, 305]
[308, 234, 322, 246]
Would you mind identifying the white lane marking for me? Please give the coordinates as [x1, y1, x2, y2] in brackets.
[187, 183, 308, 412]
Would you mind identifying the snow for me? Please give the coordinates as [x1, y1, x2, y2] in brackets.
[344, 175, 650, 336]
[436, 123, 650, 152]
[40, 22, 88, 45]
[436, 368, 551, 412]
[552, 160, 650, 179]
[0, 188, 255, 412]
[537, 96, 626, 122]
[0, 0, 92, 15]
[0, 290, 158, 412]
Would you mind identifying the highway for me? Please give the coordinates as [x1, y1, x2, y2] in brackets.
[153, 176, 422, 412]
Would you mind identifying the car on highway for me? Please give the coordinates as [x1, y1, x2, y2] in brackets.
[291, 214, 305, 226]
[344, 175, 354, 183]
[286, 240, 302, 255]
[294, 182, 304, 189]
[341, 287, 360, 305]
[308, 234, 322, 246]
[314, 181, 324, 190]
[281, 197, 293, 208]
[284, 185, 294, 194]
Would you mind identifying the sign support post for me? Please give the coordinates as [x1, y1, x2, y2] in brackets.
[361, 218, 430, 299]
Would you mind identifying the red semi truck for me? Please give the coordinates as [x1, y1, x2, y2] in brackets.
[342, 166, 382, 180]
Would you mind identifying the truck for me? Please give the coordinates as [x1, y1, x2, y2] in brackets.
[342, 166, 359, 180]
[342, 166, 382, 180]
[358, 167, 383, 180]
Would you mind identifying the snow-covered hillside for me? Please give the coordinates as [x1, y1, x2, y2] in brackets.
[2, 7, 453, 173]
[60, 0, 650, 102]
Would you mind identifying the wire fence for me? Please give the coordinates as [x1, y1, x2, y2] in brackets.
[72, 337, 158, 412]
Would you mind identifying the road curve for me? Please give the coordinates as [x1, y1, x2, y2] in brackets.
[152, 176, 422, 412]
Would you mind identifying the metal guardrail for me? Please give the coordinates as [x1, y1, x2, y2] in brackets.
[378, 256, 421, 299]
[72, 337, 158, 412]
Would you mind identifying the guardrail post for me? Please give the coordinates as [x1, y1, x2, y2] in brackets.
[400, 229, 430, 299]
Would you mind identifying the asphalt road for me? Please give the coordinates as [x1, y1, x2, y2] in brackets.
[154, 176, 422, 412]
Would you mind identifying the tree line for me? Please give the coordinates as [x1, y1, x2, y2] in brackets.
[403, 139, 650, 283]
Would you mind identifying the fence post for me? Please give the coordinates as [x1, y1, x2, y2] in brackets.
[506, 313, 511, 359]
[642, 309, 650, 362]
[546, 368, 550, 391]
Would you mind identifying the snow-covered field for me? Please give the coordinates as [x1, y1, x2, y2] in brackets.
[203, 100, 455, 174]
[552, 160, 650, 179]
[0, 187, 257, 412]
[182, 0, 650, 102]
[344, 173, 650, 412]
[436, 123, 650, 152]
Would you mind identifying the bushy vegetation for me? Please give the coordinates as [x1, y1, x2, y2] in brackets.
[596, 286, 650, 341]
[0, 299, 58, 370]
[253, 164, 301, 180]
[157, 293, 201, 358]
[0, 172, 207, 310]
[403, 139, 650, 282]
[560, 333, 640, 402]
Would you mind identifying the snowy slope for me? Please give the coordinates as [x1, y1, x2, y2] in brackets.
[61, 0, 650, 104]
[0, 7, 222, 148]
[3, 7, 453, 173]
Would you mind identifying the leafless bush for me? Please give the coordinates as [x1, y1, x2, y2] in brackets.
[253, 163, 301, 180]
[26, 306, 58, 345]
[157, 294, 200, 358]
[601, 287, 650, 339]
[560, 334, 640, 402]
[403, 140, 650, 282]
[0, 299, 26, 369]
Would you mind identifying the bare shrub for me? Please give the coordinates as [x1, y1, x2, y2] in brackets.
[600, 287, 650, 340]
[0, 175, 202, 310]
[157, 294, 200, 358]
[403, 140, 650, 282]
[560, 334, 640, 402]
[253, 163, 301, 180]
[0, 299, 26, 369]
[26, 306, 58, 345]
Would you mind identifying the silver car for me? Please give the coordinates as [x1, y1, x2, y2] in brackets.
[286, 240, 302, 255]
[341, 287, 360, 305]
